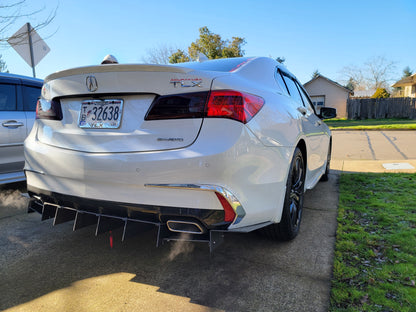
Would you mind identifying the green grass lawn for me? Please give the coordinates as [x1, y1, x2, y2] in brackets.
[325, 118, 416, 130]
[330, 173, 416, 312]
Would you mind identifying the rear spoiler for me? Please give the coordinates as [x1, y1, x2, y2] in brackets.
[45, 64, 194, 82]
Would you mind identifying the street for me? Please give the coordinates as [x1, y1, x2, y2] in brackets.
[331, 130, 416, 173]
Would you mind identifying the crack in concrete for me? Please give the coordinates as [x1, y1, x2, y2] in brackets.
[381, 131, 408, 160]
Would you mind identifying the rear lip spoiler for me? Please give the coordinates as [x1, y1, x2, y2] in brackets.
[45, 64, 194, 82]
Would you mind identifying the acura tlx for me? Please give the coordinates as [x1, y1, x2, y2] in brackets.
[24, 56, 335, 251]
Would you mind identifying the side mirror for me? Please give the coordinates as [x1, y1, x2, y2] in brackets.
[318, 107, 337, 119]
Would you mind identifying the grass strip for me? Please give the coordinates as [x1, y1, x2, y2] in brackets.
[330, 173, 416, 311]
[325, 119, 416, 130]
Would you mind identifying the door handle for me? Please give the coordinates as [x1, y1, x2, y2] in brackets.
[2, 120, 24, 128]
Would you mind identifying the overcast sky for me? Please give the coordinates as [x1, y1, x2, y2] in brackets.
[1, 0, 415, 84]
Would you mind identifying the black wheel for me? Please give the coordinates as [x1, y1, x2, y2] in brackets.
[259, 147, 305, 241]
[320, 140, 332, 182]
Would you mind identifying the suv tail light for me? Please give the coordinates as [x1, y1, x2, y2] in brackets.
[36, 98, 62, 120]
[145, 90, 264, 124]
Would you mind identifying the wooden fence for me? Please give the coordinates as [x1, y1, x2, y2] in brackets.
[347, 97, 416, 119]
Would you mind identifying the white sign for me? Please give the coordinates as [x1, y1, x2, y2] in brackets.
[7, 23, 50, 67]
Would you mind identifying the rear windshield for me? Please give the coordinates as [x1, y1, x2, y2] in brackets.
[175, 57, 254, 72]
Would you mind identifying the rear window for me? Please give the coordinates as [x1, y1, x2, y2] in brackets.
[22, 85, 41, 111]
[175, 57, 254, 72]
[0, 84, 17, 111]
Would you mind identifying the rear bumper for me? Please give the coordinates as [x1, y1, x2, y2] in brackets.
[27, 186, 271, 252]
[27, 185, 229, 230]
[25, 119, 292, 229]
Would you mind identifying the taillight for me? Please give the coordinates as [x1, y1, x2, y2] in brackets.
[215, 192, 236, 223]
[145, 90, 264, 124]
[36, 98, 62, 120]
[145, 92, 208, 120]
[206, 90, 264, 124]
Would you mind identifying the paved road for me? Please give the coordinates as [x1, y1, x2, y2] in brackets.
[0, 178, 338, 312]
[331, 130, 416, 173]
[332, 130, 416, 160]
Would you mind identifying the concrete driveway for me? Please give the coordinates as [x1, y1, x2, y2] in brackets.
[1, 179, 339, 311]
[2, 130, 414, 311]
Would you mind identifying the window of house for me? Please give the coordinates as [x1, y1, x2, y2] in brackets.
[310, 96, 325, 107]
[0, 84, 17, 111]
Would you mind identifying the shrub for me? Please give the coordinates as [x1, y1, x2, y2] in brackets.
[371, 88, 390, 98]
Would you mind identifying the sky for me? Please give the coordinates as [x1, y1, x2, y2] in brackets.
[1, 0, 415, 84]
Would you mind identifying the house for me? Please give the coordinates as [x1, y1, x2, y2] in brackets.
[351, 89, 377, 98]
[303, 75, 353, 118]
[392, 73, 416, 97]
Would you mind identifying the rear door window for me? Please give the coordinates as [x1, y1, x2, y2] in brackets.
[275, 69, 289, 96]
[282, 75, 303, 105]
[0, 84, 17, 111]
[22, 85, 41, 111]
[297, 83, 317, 114]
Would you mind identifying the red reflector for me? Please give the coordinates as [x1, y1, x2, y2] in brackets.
[206, 90, 264, 124]
[215, 192, 236, 222]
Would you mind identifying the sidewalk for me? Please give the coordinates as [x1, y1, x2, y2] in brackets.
[331, 159, 416, 173]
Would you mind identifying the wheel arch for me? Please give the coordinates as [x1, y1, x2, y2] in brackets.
[296, 139, 307, 171]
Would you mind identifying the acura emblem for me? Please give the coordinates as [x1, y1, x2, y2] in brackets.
[86, 75, 98, 92]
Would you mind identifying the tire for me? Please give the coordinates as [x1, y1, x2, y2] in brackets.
[259, 147, 305, 241]
[320, 140, 332, 182]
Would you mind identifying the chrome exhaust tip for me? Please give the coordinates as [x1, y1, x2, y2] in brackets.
[166, 220, 206, 235]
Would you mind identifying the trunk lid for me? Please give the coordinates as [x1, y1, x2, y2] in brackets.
[37, 64, 215, 153]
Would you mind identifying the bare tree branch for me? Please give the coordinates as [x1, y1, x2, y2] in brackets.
[339, 56, 397, 91]
[141, 44, 180, 64]
[0, 0, 58, 47]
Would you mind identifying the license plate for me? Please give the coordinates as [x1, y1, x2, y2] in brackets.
[79, 99, 123, 129]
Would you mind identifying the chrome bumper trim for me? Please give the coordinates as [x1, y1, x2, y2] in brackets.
[144, 183, 246, 225]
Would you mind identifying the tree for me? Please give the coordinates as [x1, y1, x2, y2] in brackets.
[345, 77, 355, 91]
[339, 56, 397, 91]
[276, 57, 285, 64]
[168, 49, 190, 64]
[0, 54, 8, 72]
[0, 1, 57, 47]
[163, 26, 246, 64]
[364, 56, 397, 90]
[187, 26, 246, 61]
[339, 64, 367, 91]
[312, 69, 320, 79]
[142, 44, 178, 64]
[371, 88, 390, 98]
[402, 66, 413, 78]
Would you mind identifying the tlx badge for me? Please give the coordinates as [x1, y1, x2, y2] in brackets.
[170, 78, 202, 88]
